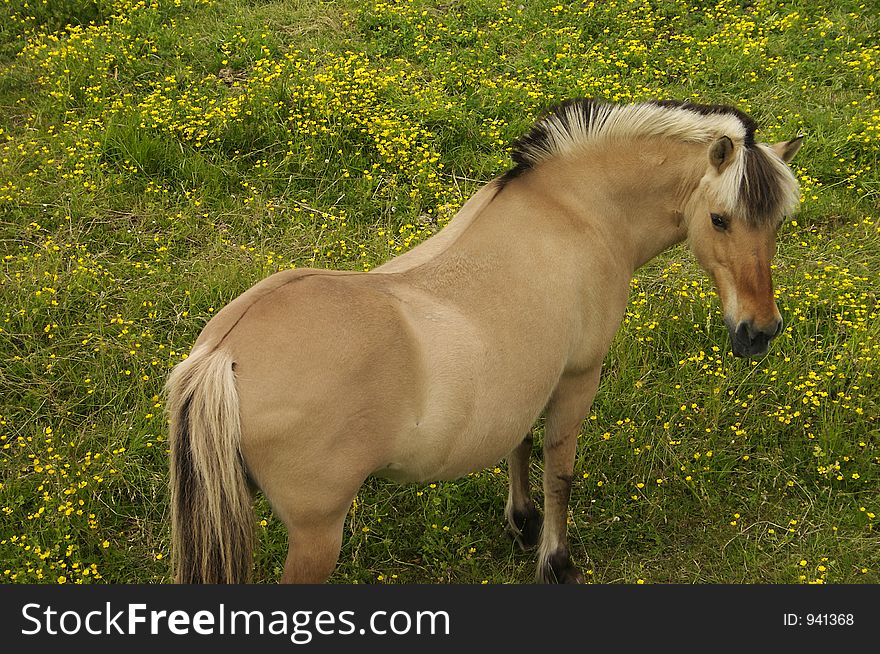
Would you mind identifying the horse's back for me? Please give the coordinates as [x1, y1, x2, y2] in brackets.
[192, 268, 305, 351]
[374, 181, 500, 274]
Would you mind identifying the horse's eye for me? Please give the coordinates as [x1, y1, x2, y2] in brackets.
[710, 213, 728, 231]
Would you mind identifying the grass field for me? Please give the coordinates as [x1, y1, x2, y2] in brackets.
[0, 0, 877, 584]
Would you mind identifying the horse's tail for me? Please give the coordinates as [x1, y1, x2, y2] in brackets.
[166, 346, 254, 583]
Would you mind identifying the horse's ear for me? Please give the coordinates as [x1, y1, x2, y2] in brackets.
[770, 136, 804, 163]
[709, 136, 734, 174]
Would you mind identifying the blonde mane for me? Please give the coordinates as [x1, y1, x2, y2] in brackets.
[501, 98, 800, 226]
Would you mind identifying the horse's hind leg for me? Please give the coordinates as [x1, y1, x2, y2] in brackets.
[248, 451, 366, 584]
[537, 367, 601, 584]
[505, 433, 542, 550]
[281, 514, 347, 584]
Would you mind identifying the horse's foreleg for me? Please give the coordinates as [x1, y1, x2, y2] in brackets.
[536, 367, 601, 584]
[505, 432, 542, 550]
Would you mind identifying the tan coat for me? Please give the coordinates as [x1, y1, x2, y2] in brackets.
[167, 99, 802, 584]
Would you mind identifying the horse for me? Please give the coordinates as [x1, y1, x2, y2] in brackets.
[166, 98, 803, 584]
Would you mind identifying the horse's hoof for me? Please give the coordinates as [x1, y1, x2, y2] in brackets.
[557, 566, 585, 584]
[539, 548, 585, 584]
[506, 505, 542, 551]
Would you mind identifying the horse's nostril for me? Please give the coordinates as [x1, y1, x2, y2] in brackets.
[773, 318, 784, 338]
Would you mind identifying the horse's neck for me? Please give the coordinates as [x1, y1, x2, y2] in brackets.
[378, 139, 702, 290]
[524, 139, 702, 270]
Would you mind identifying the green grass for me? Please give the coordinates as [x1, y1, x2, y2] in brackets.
[0, 0, 877, 584]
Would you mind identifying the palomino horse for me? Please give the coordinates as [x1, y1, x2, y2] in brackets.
[167, 98, 803, 584]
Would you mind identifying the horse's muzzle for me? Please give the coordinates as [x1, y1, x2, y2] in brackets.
[727, 317, 783, 358]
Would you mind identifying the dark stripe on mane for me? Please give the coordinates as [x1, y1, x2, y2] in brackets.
[740, 143, 791, 226]
[648, 99, 758, 147]
[500, 98, 608, 186]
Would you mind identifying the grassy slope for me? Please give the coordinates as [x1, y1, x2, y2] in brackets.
[0, 0, 877, 584]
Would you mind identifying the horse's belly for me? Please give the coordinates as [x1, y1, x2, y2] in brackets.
[433, 434, 525, 480]
[369, 280, 565, 484]
[376, 408, 542, 484]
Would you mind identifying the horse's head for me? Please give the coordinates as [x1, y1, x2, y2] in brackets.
[685, 134, 802, 357]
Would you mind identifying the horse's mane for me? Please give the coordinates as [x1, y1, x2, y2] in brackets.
[499, 98, 799, 226]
